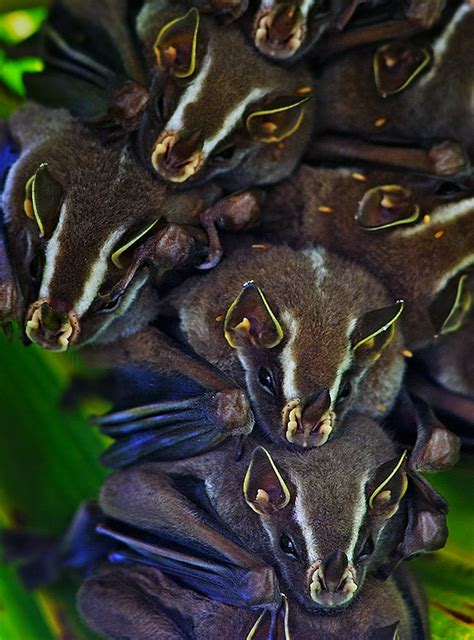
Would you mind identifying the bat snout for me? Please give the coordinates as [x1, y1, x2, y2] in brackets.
[284, 389, 335, 447]
[308, 551, 358, 609]
[254, 4, 305, 59]
[151, 131, 204, 183]
[25, 298, 80, 352]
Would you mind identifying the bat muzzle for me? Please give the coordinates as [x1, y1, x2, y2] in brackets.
[25, 299, 80, 352]
[151, 131, 204, 183]
[284, 388, 335, 447]
[308, 551, 358, 608]
[254, 4, 305, 59]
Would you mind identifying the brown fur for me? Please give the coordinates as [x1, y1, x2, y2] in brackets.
[2, 103, 221, 347]
[310, 4, 474, 167]
[78, 564, 424, 639]
[259, 163, 474, 348]
[164, 243, 405, 442]
[134, 2, 315, 189]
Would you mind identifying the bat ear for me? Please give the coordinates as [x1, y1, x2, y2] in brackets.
[429, 272, 472, 337]
[370, 621, 400, 640]
[24, 163, 64, 239]
[407, 395, 460, 472]
[369, 451, 408, 520]
[355, 185, 420, 230]
[351, 300, 404, 364]
[153, 7, 200, 79]
[111, 219, 160, 269]
[246, 93, 311, 143]
[246, 594, 290, 640]
[374, 42, 431, 97]
[378, 472, 448, 580]
[243, 447, 291, 515]
[224, 281, 283, 349]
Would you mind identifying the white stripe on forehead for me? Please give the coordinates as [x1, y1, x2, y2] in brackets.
[347, 470, 369, 563]
[302, 246, 328, 284]
[328, 317, 356, 405]
[202, 86, 267, 156]
[40, 204, 125, 316]
[294, 490, 319, 562]
[164, 46, 268, 158]
[73, 229, 125, 316]
[418, 4, 471, 88]
[165, 53, 213, 133]
[395, 196, 474, 237]
[280, 311, 300, 400]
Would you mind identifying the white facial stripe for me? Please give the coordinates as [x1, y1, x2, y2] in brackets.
[432, 254, 474, 301]
[280, 311, 300, 400]
[396, 196, 474, 237]
[40, 202, 68, 299]
[294, 489, 319, 562]
[302, 246, 328, 284]
[300, 0, 316, 19]
[329, 317, 357, 404]
[86, 271, 148, 345]
[165, 53, 213, 132]
[347, 471, 369, 562]
[73, 229, 126, 317]
[418, 4, 471, 88]
[202, 87, 267, 156]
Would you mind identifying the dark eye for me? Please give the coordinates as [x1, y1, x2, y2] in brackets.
[280, 533, 298, 559]
[94, 293, 123, 314]
[258, 366, 277, 396]
[434, 180, 464, 198]
[210, 145, 237, 164]
[154, 94, 166, 122]
[358, 538, 375, 562]
[336, 378, 352, 405]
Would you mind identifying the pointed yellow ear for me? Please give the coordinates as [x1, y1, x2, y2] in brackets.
[243, 447, 291, 516]
[111, 219, 160, 268]
[24, 163, 63, 238]
[153, 7, 200, 78]
[246, 94, 311, 143]
[356, 185, 420, 231]
[374, 42, 431, 98]
[429, 273, 472, 336]
[352, 300, 404, 363]
[369, 451, 408, 519]
[224, 281, 283, 349]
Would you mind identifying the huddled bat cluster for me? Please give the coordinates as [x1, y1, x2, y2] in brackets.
[1, 0, 473, 638]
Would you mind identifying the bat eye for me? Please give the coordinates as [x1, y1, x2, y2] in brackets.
[434, 180, 464, 198]
[258, 366, 277, 396]
[209, 144, 237, 165]
[336, 378, 352, 405]
[357, 537, 375, 562]
[280, 533, 298, 559]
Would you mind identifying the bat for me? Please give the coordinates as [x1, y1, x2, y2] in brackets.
[0, 103, 260, 351]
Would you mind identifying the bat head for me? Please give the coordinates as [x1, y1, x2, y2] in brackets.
[3, 104, 206, 351]
[177, 244, 405, 447]
[241, 417, 409, 611]
[134, 4, 314, 189]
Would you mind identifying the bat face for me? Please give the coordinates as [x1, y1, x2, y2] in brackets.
[241, 416, 408, 612]
[135, 4, 314, 189]
[177, 244, 405, 447]
[3, 105, 208, 351]
[261, 164, 474, 348]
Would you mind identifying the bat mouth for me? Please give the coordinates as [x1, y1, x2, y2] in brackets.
[254, 5, 305, 59]
[283, 399, 335, 447]
[308, 557, 358, 609]
[25, 299, 80, 352]
[151, 132, 204, 183]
